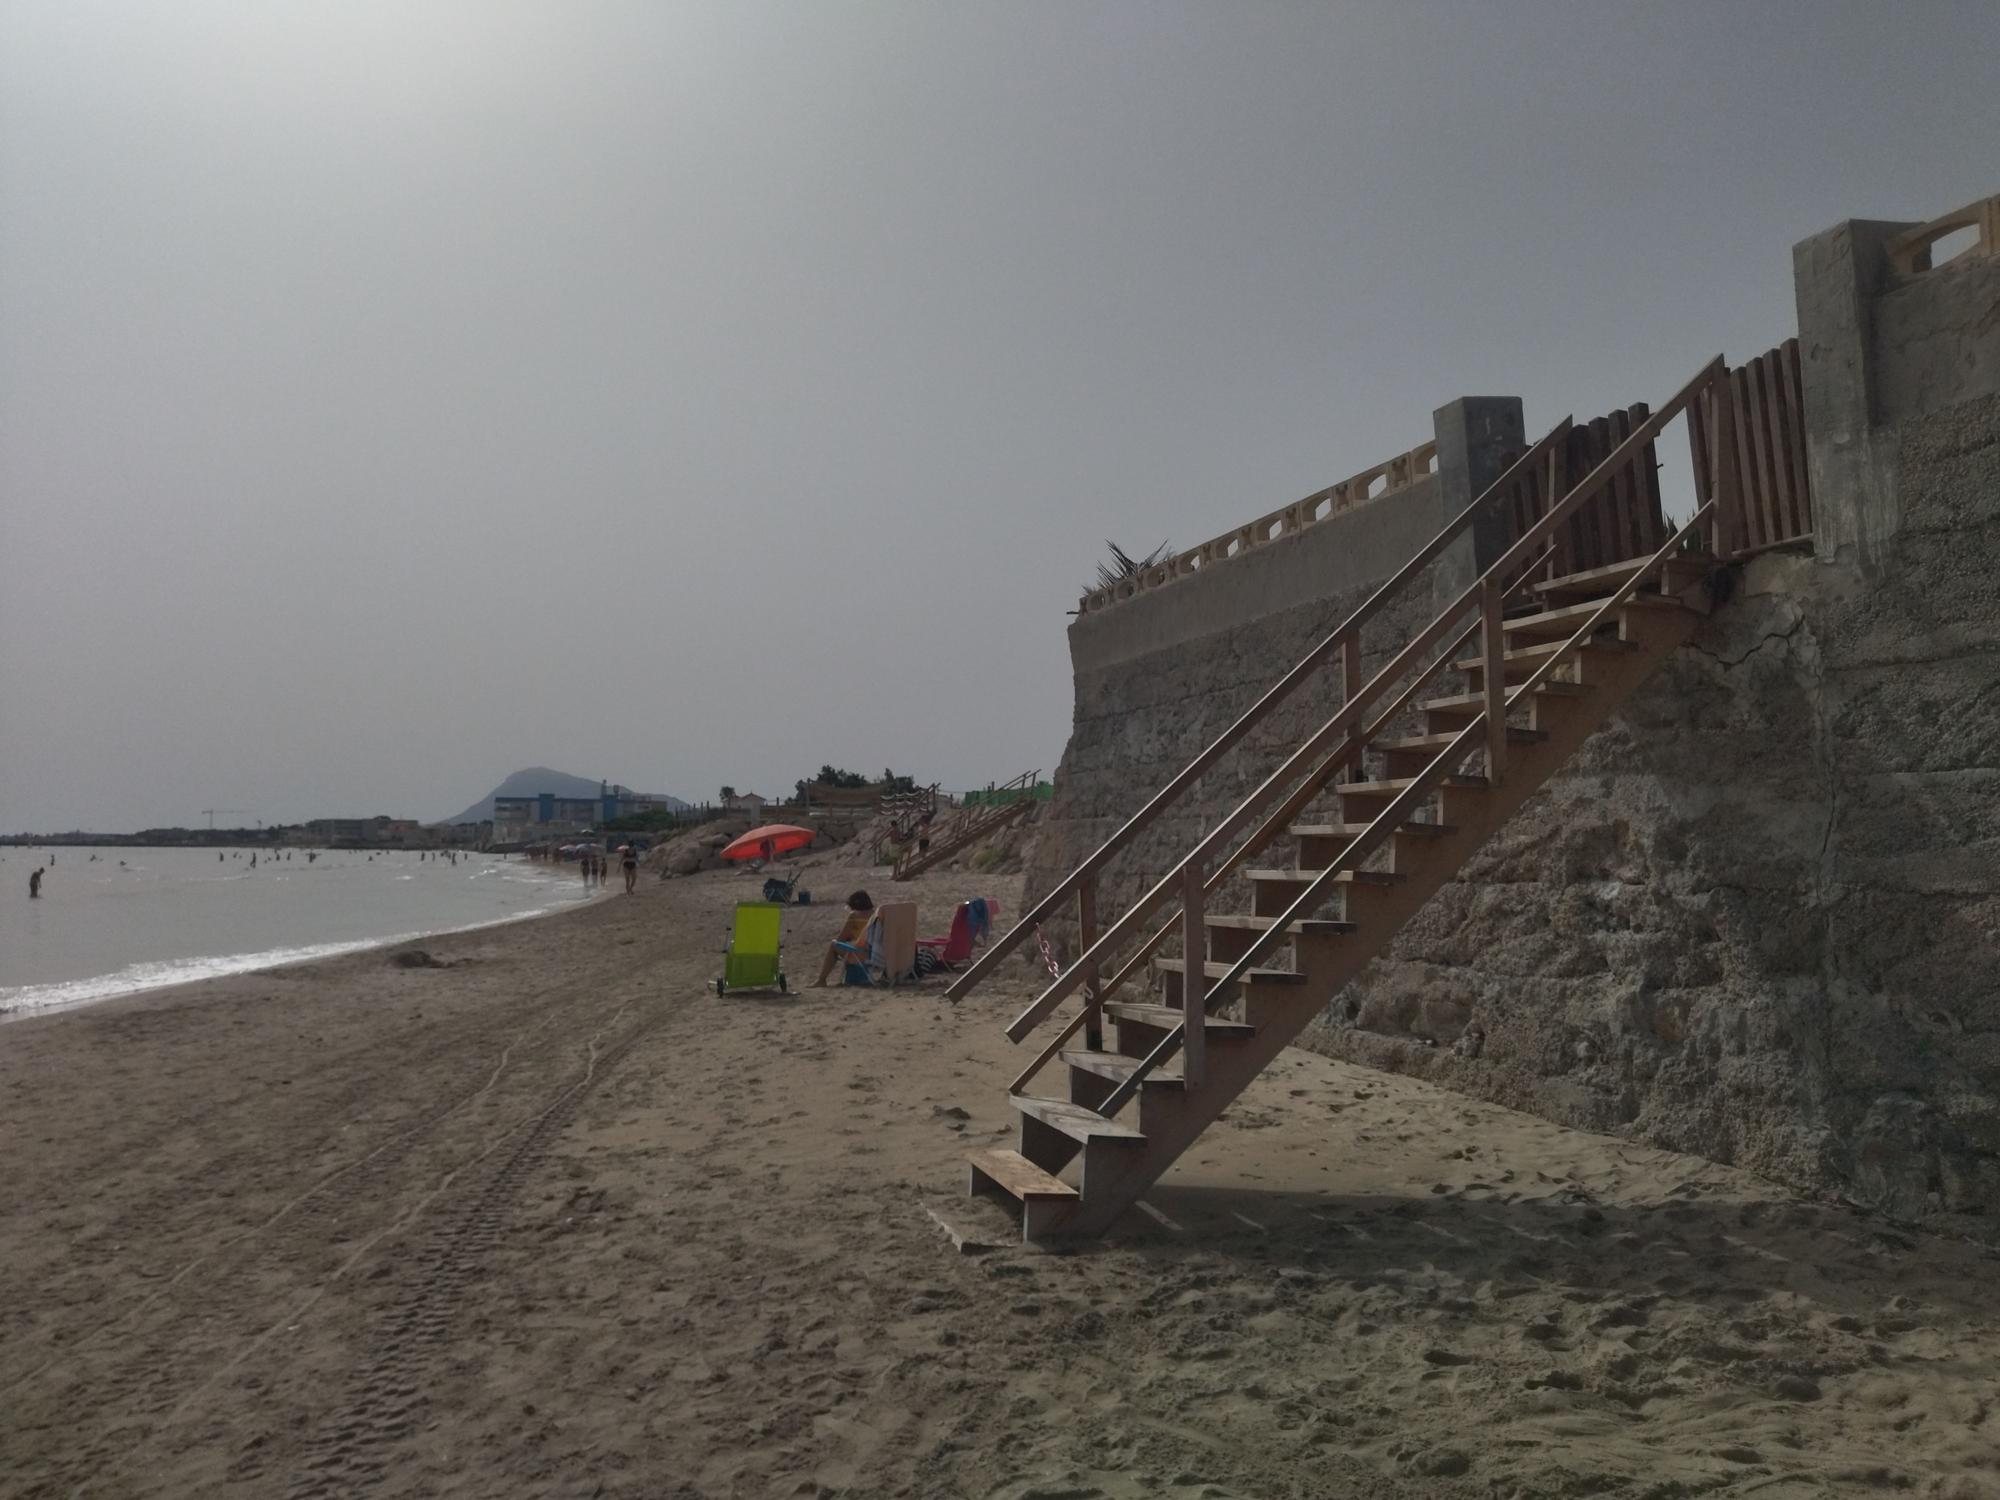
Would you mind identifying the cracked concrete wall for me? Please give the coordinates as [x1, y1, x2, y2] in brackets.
[1796, 215, 2000, 574]
[1871, 256, 2000, 428]
[1305, 392, 2000, 1224]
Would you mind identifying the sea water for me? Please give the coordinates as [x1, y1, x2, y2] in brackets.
[0, 847, 592, 1017]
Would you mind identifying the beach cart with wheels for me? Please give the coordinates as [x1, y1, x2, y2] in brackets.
[716, 901, 787, 996]
[761, 871, 812, 905]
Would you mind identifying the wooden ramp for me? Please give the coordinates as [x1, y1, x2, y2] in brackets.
[948, 358, 1748, 1242]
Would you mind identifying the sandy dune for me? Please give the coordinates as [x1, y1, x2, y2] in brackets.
[2, 857, 1996, 1499]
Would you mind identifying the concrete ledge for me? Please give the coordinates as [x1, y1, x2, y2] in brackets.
[1070, 475, 1447, 675]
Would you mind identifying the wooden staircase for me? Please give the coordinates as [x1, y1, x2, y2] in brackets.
[948, 359, 1747, 1242]
[892, 772, 1041, 881]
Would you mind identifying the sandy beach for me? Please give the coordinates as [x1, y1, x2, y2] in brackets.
[3, 856, 1997, 1500]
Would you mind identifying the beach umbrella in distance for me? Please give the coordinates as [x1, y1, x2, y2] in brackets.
[719, 824, 815, 861]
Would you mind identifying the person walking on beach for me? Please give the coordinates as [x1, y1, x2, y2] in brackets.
[29, 867, 43, 899]
[620, 845, 638, 894]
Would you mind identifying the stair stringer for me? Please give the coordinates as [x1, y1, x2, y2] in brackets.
[1031, 604, 1707, 1240]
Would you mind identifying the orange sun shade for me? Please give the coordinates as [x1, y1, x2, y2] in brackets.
[719, 824, 816, 861]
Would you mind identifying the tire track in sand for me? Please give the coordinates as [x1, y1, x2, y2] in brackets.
[1, 1001, 570, 1412]
[281, 1000, 654, 1498]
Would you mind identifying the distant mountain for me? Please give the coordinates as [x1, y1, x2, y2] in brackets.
[439, 768, 688, 826]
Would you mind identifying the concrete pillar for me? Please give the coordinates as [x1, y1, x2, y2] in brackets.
[1792, 218, 1914, 572]
[1429, 396, 1525, 612]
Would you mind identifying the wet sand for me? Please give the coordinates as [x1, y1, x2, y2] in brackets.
[2, 857, 1997, 1499]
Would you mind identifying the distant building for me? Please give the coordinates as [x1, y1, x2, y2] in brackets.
[305, 815, 395, 842]
[724, 791, 768, 815]
[492, 782, 678, 844]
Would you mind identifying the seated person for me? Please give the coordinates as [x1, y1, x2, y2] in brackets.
[814, 890, 876, 987]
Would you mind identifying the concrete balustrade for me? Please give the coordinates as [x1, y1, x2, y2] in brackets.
[1078, 438, 1440, 613]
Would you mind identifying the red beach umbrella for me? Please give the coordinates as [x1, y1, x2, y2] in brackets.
[719, 824, 815, 861]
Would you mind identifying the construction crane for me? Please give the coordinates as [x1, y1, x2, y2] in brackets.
[199, 809, 256, 830]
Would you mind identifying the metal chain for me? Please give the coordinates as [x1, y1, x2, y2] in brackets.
[1033, 924, 1062, 979]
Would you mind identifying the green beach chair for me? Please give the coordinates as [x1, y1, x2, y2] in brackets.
[715, 901, 787, 996]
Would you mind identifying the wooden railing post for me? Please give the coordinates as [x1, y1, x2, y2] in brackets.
[1078, 875, 1102, 1052]
[1180, 861, 1204, 1089]
[1480, 577, 1507, 786]
[1339, 632, 1362, 785]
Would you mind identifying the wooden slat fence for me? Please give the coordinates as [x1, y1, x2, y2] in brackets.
[1689, 338, 1812, 557]
[1501, 404, 1667, 580]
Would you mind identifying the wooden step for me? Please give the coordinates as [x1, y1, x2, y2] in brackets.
[1244, 867, 1405, 886]
[1011, 1095, 1145, 1143]
[967, 1147, 1080, 1203]
[1061, 1049, 1183, 1087]
[1374, 727, 1547, 753]
[1289, 821, 1454, 839]
[1454, 637, 1637, 674]
[1155, 957, 1307, 984]
[1422, 683, 1590, 716]
[1502, 595, 1688, 639]
[1534, 555, 1711, 601]
[1104, 1001, 1256, 1038]
[1203, 912, 1356, 933]
[1340, 776, 1489, 797]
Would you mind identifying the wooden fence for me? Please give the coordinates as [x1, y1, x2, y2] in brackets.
[1500, 404, 1667, 580]
[1690, 338, 1812, 557]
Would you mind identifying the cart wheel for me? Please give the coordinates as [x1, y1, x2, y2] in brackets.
[714, 979, 725, 996]
[778, 975, 789, 994]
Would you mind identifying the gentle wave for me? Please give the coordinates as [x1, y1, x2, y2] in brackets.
[0, 903, 565, 1019]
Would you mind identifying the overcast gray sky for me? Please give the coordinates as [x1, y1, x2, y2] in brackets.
[2, 1, 1995, 831]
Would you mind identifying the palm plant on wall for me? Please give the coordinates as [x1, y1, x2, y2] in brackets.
[1089, 540, 1174, 595]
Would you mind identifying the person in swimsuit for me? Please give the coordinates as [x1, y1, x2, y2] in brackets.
[814, 890, 875, 987]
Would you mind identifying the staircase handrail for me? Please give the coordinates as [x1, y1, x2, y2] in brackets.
[999, 548, 1532, 1044]
[986, 354, 1725, 1055]
[1097, 495, 1720, 1116]
[943, 416, 1578, 1005]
